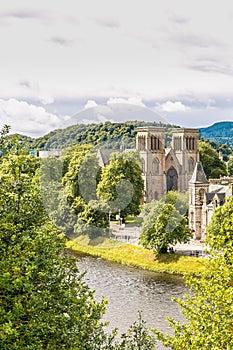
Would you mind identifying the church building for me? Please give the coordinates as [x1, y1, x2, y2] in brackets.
[136, 127, 199, 202]
[189, 162, 233, 239]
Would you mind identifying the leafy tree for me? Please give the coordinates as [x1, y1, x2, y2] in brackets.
[114, 313, 157, 349]
[75, 200, 109, 239]
[62, 145, 100, 206]
[227, 156, 233, 176]
[0, 133, 158, 349]
[0, 153, 114, 349]
[206, 196, 233, 251]
[139, 192, 190, 253]
[97, 151, 144, 217]
[199, 140, 227, 178]
[155, 197, 233, 349]
[0, 124, 11, 156]
[62, 146, 109, 237]
[39, 156, 79, 238]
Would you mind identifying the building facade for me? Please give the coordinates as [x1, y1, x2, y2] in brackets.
[189, 162, 233, 239]
[136, 127, 200, 202]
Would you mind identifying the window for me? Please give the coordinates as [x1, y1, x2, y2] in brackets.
[188, 157, 194, 173]
[154, 191, 158, 200]
[152, 157, 160, 175]
[141, 158, 145, 173]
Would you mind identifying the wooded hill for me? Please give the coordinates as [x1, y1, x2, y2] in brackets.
[200, 121, 233, 147]
[14, 121, 179, 151]
[7, 120, 233, 162]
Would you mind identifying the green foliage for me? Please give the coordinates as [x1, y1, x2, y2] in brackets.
[15, 121, 177, 151]
[139, 192, 190, 253]
[62, 146, 108, 238]
[199, 140, 227, 178]
[206, 196, 233, 251]
[0, 152, 113, 349]
[115, 313, 157, 349]
[155, 195, 233, 349]
[227, 157, 233, 176]
[0, 154, 43, 229]
[75, 200, 109, 238]
[97, 151, 144, 217]
[200, 121, 233, 148]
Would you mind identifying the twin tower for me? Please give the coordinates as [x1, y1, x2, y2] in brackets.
[136, 127, 199, 202]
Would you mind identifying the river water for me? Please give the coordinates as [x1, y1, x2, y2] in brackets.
[76, 254, 187, 338]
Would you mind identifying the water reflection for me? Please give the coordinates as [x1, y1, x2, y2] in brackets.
[76, 255, 187, 335]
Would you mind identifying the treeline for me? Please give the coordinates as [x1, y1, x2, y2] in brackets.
[200, 121, 233, 148]
[12, 121, 178, 150]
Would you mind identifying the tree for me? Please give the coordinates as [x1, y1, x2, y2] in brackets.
[206, 196, 233, 251]
[227, 156, 233, 176]
[0, 153, 112, 349]
[199, 140, 227, 179]
[40, 146, 107, 238]
[155, 197, 233, 349]
[139, 192, 190, 253]
[75, 200, 109, 239]
[97, 151, 144, 217]
[114, 314, 157, 349]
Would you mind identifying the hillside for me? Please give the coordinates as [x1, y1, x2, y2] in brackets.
[16, 121, 178, 151]
[199, 121, 233, 147]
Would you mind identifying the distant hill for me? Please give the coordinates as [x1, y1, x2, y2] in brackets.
[199, 121, 233, 147]
[15, 121, 179, 151]
[67, 102, 167, 125]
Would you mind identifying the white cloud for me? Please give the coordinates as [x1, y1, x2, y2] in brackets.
[18, 79, 54, 105]
[107, 97, 146, 107]
[155, 101, 190, 113]
[0, 99, 63, 137]
[40, 95, 55, 105]
[84, 100, 98, 109]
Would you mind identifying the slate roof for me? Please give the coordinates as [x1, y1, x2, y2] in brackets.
[189, 162, 208, 184]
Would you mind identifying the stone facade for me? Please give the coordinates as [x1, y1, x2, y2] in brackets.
[136, 127, 199, 202]
[189, 163, 233, 239]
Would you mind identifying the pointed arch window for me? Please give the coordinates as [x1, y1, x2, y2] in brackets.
[152, 157, 160, 175]
[188, 157, 194, 173]
[141, 158, 145, 174]
[154, 191, 158, 200]
[199, 189, 205, 205]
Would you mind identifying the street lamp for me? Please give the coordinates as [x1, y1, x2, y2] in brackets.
[108, 210, 111, 236]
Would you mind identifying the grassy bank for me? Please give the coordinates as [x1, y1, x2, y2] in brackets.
[66, 236, 206, 276]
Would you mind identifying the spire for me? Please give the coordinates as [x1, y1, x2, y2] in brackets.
[189, 162, 208, 184]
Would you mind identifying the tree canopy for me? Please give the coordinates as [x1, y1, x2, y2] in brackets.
[97, 151, 144, 217]
[155, 196, 233, 349]
[227, 156, 233, 176]
[139, 192, 190, 253]
[199, 140, 227, 178]
[0, 153, 112, 349]
[12, 121, 176, 151]
[0, 126, 158, 349]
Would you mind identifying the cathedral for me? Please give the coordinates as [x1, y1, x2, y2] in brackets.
[136, 126, 200, 201]
[136, 126, 233, 240]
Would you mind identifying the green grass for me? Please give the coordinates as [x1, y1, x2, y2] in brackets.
[66, 236, 206, 276]
[125, 216, 143, 226]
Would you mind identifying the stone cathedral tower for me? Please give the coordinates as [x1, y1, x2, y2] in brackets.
[136, 127, 200, 202]
[136, 127, 166, 202]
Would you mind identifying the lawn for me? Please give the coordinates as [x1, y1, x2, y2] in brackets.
[66, 236, 206, 276]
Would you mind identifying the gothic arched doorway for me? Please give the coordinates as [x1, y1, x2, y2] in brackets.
[166, 167, 178, 191]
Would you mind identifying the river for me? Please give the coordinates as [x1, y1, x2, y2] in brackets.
[76, 254, 187, 340]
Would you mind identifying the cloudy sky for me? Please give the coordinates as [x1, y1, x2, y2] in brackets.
[1, 0, 233, 137]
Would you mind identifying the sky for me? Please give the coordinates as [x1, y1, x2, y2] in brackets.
[1, 0, 233, 137]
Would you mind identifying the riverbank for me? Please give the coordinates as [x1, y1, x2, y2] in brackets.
[66, 236, 206, 276]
